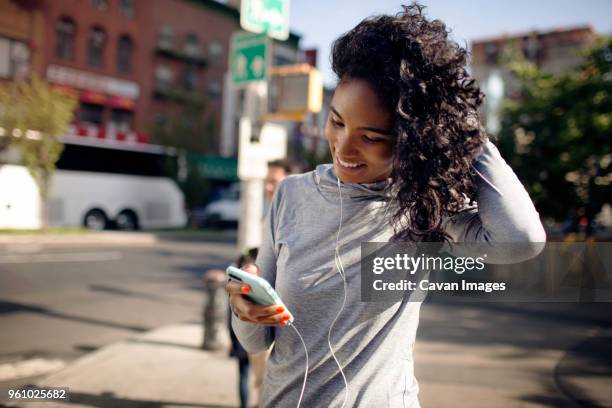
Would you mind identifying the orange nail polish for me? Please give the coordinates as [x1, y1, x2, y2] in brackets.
[275, 306, 284, 313]
[282, 314, 290, 321]
[241, 285, 250, 294]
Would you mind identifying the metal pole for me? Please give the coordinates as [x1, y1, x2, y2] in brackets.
[237, 81, 268, 253]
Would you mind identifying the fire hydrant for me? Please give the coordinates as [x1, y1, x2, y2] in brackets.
[202, 269, 228, 350]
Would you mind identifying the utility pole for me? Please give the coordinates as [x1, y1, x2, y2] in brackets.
[237, 81, 268, 251]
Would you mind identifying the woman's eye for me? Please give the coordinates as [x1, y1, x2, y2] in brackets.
[330, 118, 344, 128]
[363, 135, 384, 143]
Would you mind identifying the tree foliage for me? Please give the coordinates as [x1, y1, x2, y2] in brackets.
[161, 152, 210, 210]
[497, 37, 612, 222]
[0, 75, 77, 229]
[150, 95, 215, 154]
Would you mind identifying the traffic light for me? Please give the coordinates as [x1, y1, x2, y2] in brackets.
[264, 64, 323, 121]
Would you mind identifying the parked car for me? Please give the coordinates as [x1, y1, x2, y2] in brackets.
[191, 184, 240, 229]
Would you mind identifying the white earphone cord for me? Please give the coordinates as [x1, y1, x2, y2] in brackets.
[326, 177, 349, 408]
[291, 324, 309, 408]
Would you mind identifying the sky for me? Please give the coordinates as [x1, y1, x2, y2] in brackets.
[288, 0, 612, 87]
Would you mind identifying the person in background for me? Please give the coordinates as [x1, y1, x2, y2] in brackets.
[263, 160, 292, 213]
[228, 248, 259, 408]
[228, 160, 291, 408]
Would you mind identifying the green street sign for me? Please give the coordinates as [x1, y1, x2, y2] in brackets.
[188, 153, 238, 181]
[230, 32, 269, 86]
[240, 0, 290, 41]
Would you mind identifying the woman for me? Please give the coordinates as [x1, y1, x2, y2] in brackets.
[227, 4, 546, 407]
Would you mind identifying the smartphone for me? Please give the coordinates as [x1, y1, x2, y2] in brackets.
[226, 266, 293, 324]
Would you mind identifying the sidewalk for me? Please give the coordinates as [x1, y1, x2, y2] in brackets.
[9, 324, 244, 408]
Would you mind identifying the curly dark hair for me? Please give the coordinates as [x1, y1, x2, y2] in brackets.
[331, 3, 487, 242]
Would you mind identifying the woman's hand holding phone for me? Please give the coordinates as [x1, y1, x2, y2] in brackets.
[226, 263, 292, 326]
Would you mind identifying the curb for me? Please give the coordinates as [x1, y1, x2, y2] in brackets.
[0, 230, 238, 245]
[0, 232, 159, 245]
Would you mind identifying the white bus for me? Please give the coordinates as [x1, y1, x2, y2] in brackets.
[0, 136, 186, 230]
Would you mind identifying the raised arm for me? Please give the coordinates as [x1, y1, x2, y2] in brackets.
[443, 141, 546, 262]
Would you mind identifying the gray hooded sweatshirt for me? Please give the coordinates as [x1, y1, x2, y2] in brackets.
[232, 141, 546, 407]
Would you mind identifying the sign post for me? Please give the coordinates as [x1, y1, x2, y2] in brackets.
[230, 32, 269, 86]
[240, 0, 290, 41]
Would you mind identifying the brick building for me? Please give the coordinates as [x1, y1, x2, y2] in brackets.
[470, 26, 597, 134]
[0, 0, 44, 84]
[40, 0, 150, 143]
[2, 0, 301, 154]
[142, 0, 244, 152]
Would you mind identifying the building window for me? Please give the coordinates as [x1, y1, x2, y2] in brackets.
[184, 33, 200, 57]
[11, 41, 30, 79]
[485, 43, 498, 65]
[273, 55, 292, 66]
[208, 41, 224, 65]
[117, 35, 133, 74]
[0, 38, 10, 78]
[183, 65, 198, 91]
[0, 37, 31, 79]
[522, 36, 540, 62]
[110, 108, 133, 132]
[155, 65, 174, 91]
[119, 0, 135, 18]
[87, 26, 106, 67]
[90, 0, 108, 10]
[55, 16, 75, 61]
[158, 25, 174, 50]
[79, 102, 104, 125]
[208, 79, 222, 98]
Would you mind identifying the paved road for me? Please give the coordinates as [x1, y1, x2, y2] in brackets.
[0, 240, 236, 391]
[1, 239, 611, 407]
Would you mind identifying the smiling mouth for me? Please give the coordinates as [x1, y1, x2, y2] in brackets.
[336, 157, 366, 169]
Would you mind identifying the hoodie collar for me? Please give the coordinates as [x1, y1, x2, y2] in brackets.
[313, 164, 392, 201]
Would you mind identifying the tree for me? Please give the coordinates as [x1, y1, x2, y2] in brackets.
[0, 75, 77, 229]
[161, 151, 210, 211]
[150, 93, 216, 154]
[497, 37, 612, 224]
[179, 163, 210, 211]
